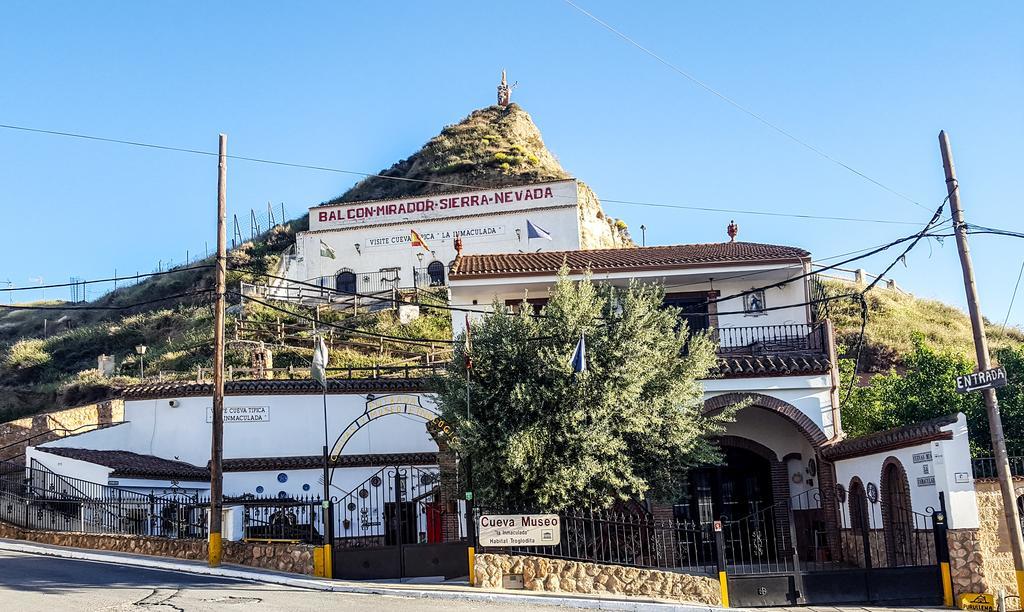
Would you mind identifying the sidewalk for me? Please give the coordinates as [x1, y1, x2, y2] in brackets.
[0, 538, 725, 612]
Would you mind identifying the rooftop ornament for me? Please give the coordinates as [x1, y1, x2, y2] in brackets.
[727, 219, 739, 242]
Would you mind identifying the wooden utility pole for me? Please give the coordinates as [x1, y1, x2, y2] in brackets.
[209, 134, 228, 567]
[940, 130, 1024, 596]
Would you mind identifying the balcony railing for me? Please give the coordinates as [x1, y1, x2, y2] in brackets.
[713, 323, 828, 356]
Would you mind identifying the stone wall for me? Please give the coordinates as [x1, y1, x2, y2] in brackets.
[1, 527, 314, 575]
[948, 528, 990, 597]
[474, 553, 721, 605]
[0, 400, 124, 463]
[974, 480, 1024, 604]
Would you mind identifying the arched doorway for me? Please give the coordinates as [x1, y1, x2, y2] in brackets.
[848, 477, 870, 534]
[335, 270, 356, 294]
[677, 445, 774, 523]
[426, 260, 445, 287]
[881, 457, 914, 567]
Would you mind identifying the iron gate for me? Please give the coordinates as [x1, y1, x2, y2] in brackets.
[331, 465, 468, 580]
[724, 487, 944, 607]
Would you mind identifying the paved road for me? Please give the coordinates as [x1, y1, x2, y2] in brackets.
[0, 549, 564, 611]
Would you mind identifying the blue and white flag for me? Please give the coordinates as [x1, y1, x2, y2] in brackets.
[526, 220, 553, 241]
[570, 334, 586, 374]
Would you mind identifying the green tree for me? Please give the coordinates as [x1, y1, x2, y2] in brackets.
[839, 334, 1024, 455]
[431, 272, 728, 511]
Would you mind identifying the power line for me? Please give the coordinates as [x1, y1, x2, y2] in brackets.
[0, 264, 213, 293]
[1003, 259, 1024, 330]
[562, 0, 931, 213]
[233, 291, 458, 346]
[600, 198, 922, 226]
[0, 290, 212, 311]
[0, 121, 925, 227]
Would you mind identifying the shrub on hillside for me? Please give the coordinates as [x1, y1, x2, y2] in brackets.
[4, 339, 51, 371]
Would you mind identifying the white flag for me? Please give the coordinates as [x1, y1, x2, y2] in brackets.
[312, 336, 329, 387]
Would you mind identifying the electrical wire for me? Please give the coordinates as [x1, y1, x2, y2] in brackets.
[562, 0, 931, 213]
[0, 264, 214, 293]
[0, 122, 926, 227]
[1003, 260, 1019, 333]
[0, 289, 213, 311]
[232, 291, 457, 346]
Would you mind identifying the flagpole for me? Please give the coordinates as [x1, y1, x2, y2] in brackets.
[315, 336, 334, 578]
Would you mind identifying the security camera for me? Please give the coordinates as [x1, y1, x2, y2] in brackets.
[168, 400, 180, 408]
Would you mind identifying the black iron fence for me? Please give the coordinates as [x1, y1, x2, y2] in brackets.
[0, 460, 207, 538]
[713, 323, 828, 356]
[480, 508, 717, 574]
[230, 495, 325, 543]
[972, 455, 1024, 480]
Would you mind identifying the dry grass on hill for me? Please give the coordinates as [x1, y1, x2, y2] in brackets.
[823, 278, 1024, 371]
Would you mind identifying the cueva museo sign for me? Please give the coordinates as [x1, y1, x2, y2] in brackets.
[477, 514, 561, 547]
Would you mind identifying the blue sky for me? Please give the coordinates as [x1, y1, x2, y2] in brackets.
[1, 2, 1021, 324]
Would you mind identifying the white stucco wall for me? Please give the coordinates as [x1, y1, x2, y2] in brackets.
[833, 413, 978, 529]
[37, 391, 442, 498]
[448, 262, 812, 339]
[704, 375, 837, 441]
[293, 180, 586, 288]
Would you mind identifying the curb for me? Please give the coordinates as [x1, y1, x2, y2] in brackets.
[0, 540, 728, 612]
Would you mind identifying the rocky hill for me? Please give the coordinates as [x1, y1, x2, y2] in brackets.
[0, 103, 629, 421]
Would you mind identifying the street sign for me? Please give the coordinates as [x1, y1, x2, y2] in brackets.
[956, 367, 1007, 394]
[477, 514, 560, 547]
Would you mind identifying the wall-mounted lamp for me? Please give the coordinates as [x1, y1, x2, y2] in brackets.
[354, 243, 361, 255]
[515, 228, 522, 241]
[416, 252, 424, 265]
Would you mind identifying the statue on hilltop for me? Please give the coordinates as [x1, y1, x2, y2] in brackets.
[497, 70, 517, 107]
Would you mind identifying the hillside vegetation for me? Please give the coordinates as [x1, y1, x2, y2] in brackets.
[821, 278, 1024, 371]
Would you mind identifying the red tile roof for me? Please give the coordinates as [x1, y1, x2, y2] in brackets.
[38, 447, 210, 481]
[449, 242, 810, 279]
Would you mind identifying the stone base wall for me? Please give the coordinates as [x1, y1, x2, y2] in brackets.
[0, 526, 314, 575]
[474, 553, 720, 605]
[0, 400, 124, 463]
[974, 481, 1024, 606]
[949, 528, 990, 597]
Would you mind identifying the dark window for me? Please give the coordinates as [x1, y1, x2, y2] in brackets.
[335, 270, 356, 294]
[662, 295, 710, 333]
[426, 260, 446, 287]
[505, 297, 548, 315]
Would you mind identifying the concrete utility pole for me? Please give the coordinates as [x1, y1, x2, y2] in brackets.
[209, 134, 228, 567]
[940, 130, 1024, 596]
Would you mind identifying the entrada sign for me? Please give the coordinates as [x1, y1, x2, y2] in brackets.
[956, 367, 1007, 394]
[478, 514, 560, 547]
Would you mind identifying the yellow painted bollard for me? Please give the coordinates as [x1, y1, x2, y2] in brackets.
[208, 531, 222, 567]
[468, 546, 476, 586]
[313, 547, 325, 577]
[324, 544, 333, 579]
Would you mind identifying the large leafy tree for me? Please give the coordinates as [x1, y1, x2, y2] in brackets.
[431, 272, 727, 511]
[841, 335, 1024, 455]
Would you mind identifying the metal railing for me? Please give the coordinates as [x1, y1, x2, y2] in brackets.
[0, 460, 207, 539]
[413, 266, 448, 289]
[236, 495, 324, 543]
[480, 508, 717, 574]
[713, 322, 828, 356]
[195, 363, 445, 382]
[972, 456, 1024, 480]
[309, 270, 402, 295]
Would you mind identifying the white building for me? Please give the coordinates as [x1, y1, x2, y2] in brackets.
[273, 179, 624, 299]
[445, 241, 980, 535]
